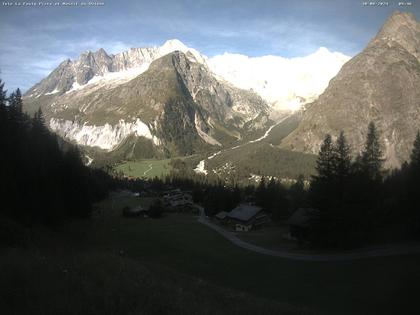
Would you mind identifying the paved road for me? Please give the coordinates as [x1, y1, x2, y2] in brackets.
[196, 206, 420, 261]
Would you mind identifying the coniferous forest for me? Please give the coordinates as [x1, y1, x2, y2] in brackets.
[306, 123, 420, 247]
[0, 79, 112, 226]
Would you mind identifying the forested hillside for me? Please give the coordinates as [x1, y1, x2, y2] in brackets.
[0, 79, 111, 226]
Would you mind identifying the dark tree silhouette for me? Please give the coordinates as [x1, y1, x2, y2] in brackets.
[308, 128, 382, 248]
[332, 131, 351, 204]
[0, 78, 111, 225]
[410, 132, 420, 166]
[289, 175, 306, 211]
[310, 134, 336, 214]
[361, 122, 383, 181]
[255, 176, 267, 207]
[314, 134, 334, 182]
[407, 131, 420, 234]
[9, 88, 23, 113]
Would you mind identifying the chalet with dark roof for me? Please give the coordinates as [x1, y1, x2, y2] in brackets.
[225, 204, 269, 231]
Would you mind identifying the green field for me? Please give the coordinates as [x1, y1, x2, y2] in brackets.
[115, 159, 172, 179]
[2, 192, 420, 314]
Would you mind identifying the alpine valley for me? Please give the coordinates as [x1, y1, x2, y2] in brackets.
[23, 11, 420, 180]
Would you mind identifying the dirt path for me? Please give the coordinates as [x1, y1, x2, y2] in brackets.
[196, 206, 420, 261]
[143, 163, 153, 176]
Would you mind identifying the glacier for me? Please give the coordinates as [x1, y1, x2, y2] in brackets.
[66, 64, 152, 94]
[207, 47, 351, 111]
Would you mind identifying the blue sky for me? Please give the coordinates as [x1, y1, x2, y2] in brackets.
[0, 0, 419, 91]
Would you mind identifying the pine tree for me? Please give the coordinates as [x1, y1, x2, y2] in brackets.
[0, 79, 8, 184]
[289, 175, 306, 211]
[314, 134, 335, 181]
[333, 131, 351, 201]
[13, 88, 23, 113]
[333, 131, 351, 178]
[410, 131, 420, 167]
[361, 122, 383, 180]
[255, 176, 266, 207]
[0, 79, 7, 126]
[0, 79, 6, 108]
[407, 131, 420, 234]
[33, 107, 46, 130]
[8, 88, 24, 128]
[309, 134, 336, 216]
[266, 177, 278, 210]
[309, 133, 353, 247]
[8, 90, 15, 107]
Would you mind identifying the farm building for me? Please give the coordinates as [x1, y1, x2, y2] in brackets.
[225, 204, 269, 231]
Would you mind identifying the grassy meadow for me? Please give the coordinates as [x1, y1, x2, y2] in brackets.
[115, 159, 172, 179]
[1, 192, 420, 315]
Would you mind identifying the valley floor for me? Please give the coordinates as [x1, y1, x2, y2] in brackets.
[2, 192, 420, 314]
[115, 159, 172, 179]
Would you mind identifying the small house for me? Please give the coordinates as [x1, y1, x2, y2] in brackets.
[226, 204, 269, 231]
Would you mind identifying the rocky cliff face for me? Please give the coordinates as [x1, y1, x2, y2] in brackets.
[370, 11, 420, 61]
[281, 11, 420, 168]
[23, 41, 271, 158]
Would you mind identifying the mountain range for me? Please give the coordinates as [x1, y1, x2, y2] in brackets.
[24, 40, 273, 159]
[23, 11, 420, 174]
[23, 36, 347, 162]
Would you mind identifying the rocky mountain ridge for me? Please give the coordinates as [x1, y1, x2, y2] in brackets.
[23, 45, 271, 160]
[25, 39, 205, 98]
[280, 11, 420, 168]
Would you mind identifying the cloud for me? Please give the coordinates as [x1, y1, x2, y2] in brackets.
[208, 47, 351, 111]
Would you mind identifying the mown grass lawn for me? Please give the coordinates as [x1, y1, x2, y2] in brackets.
[2, 192, 420, 315]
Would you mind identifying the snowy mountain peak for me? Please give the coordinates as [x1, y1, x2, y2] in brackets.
[207, 47, 351, 111]
[160, 39, 189, 53]
[25, 39, 209, 97]
[25, 39, 349, 113]
[158, 39, 207, 64]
